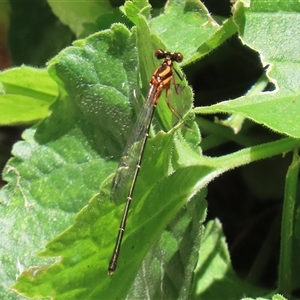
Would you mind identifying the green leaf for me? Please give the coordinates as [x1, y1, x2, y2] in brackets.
[48, 0, 127, 38]
[127, 191, 206, 299]
[0, 67, 57, 125]
[12, 129, 208, 299]
[192, 220, 270, 299]
[194, 0, 300, 138]
[150, 0, 219, 59]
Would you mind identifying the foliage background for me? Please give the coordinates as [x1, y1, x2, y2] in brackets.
[0, 0, 299, 299]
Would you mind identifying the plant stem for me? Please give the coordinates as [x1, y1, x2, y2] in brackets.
[203, 137, 300, 172]
[277, 149, 300, 296]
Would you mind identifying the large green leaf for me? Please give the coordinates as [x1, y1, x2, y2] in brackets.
[12, 131, 209, 299]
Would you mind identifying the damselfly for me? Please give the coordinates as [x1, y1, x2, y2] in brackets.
[108, 49, 184, 275]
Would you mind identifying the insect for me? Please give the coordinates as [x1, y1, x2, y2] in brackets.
[108, 49, 184, 275]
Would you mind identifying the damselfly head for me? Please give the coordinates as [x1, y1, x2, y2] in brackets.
[154, 49, 183, 63]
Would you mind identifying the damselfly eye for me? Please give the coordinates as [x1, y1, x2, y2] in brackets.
[174, 52, 183, 63]
[155, 49, 166, 59]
